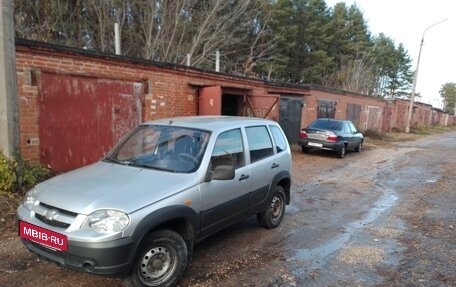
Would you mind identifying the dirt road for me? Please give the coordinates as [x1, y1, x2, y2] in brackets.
[1, 132, 455, 287]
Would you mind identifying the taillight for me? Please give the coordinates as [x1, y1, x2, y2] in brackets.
[299, 131, 308, 139]
[326, 134, 338, 142]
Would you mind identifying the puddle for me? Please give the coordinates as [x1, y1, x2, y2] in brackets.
[288, 188, 398, 274]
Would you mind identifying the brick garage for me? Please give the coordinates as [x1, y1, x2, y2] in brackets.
[15, 39, 454, 171]
[15, 40, 309, 171]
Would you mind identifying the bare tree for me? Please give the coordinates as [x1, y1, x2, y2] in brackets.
[322, 53, 377, 96]
[14, 0, 277, 76]
[15, 0, 84, 47]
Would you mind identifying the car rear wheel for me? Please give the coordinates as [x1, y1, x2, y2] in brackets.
[257, 185, 286, 229]
[338, 146, 346, 158]
[123, 230, 188, 287]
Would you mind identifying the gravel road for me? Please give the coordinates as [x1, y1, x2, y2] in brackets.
[1, 132, 455, 287]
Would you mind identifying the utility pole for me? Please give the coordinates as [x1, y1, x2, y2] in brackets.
[405, 18, 447, 133]
[0, 0, 20, 158]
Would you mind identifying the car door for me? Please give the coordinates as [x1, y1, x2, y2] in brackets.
[199, 128, 250, 238]
[244, 125, 278, 214]
[348, 121, 362, 146]
[342, 122, 355, 149]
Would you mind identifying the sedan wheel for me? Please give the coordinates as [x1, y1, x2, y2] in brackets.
[338, 146, 346, 158]
[355, 142, 363, 152]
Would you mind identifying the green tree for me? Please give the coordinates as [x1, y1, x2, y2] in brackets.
[261, 0, 298, 81]
[323, 2, 374, 92]
[370, 34, 413, 98]
[439, 83, 456, 114]
[296, 0, 333, 84]
[13, 0, 414, 97]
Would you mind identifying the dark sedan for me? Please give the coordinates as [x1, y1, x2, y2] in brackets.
[298, 118, 363, 158]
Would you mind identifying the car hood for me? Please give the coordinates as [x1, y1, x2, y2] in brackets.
[34, 161, 198, 214]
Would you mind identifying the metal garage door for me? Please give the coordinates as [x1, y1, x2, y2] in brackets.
[39, 73, 142, 172]
[279, 97, 303, 144]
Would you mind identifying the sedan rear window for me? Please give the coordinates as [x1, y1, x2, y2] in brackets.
[310, 119, 342, 131]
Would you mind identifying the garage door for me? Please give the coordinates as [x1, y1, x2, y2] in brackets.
[39, 73, 143, 172]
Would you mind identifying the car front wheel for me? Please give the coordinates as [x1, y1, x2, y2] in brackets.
[257, 185, 286, 229]
[354, 141, 363, 152]
[123, 230, 188, 287]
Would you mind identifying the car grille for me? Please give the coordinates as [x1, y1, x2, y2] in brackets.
[34, 202, 77, 229]
[39, 202, 78, 216]
[35, 213, 71, 229]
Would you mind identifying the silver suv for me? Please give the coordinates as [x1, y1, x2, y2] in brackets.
[17, 116, 292, 287]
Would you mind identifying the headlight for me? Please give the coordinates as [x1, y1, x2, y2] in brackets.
[23, 188, 39, 210]
[86, 210, 130, 234]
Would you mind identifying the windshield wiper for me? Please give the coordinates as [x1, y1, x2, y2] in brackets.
[129, 162, 176, 172]
[104, 157, 132, 166]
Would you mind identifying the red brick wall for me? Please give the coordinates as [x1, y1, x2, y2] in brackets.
[302, 88, 386, 130]
[15, 44, 289, 162]
[15, 42, 454, 164]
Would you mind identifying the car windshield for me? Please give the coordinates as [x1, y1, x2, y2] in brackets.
[105, 125, 210, 173]
[309, 119, 342, 131]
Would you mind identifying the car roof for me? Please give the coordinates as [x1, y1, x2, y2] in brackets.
[141, 116, 278, 132]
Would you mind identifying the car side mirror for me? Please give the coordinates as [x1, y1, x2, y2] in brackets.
[206, 165, 235, 181]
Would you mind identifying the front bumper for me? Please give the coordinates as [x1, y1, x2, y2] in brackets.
[17, 205, 135, 276]
[20, 235, 134, 276]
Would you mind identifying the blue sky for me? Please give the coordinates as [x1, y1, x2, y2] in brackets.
[325, 0, 455, 108]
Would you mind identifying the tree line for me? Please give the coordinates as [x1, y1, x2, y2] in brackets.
[14, 0, 414, 98]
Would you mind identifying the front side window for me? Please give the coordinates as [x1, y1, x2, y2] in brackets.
[269, 125, 288, 153]
[106, 125, 210, 173]
[211, 129, 245, 170]
[246, 126, 273, 163]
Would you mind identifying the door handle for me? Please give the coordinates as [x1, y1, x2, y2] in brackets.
[239, 174, 250, 181]
[271, 163, 280, 169]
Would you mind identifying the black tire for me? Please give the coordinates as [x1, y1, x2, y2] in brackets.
[354, 141, 363, 152]
[301, 145, 309, 154]
[123, 230, 188, 287]
[338, 146, 346, 158]
[257, 186, 286, 229]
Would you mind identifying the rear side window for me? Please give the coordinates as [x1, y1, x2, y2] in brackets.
[246, 126, 273, 162]
[343, 122, 351, 133]
[211, 129, 245, 170]
[269, 125, 287, 153]
[348, 121, 358, 133]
